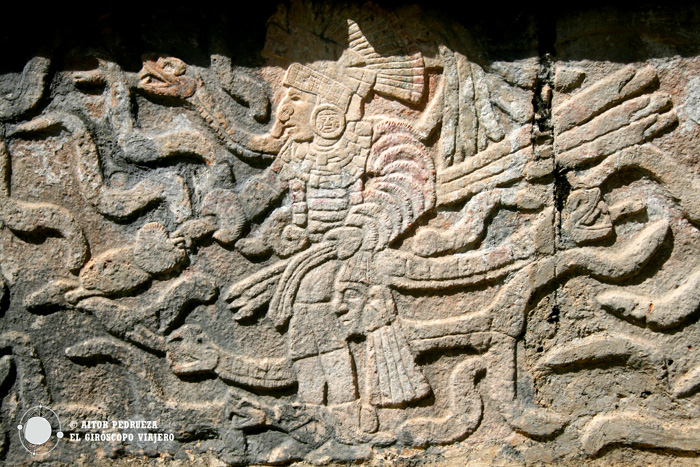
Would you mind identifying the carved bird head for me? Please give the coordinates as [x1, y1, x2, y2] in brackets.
[137, 55, 196, 99]
[166, 324, 218, 376]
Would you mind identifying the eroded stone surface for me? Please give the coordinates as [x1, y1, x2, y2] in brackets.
[1, 3, 700, 466]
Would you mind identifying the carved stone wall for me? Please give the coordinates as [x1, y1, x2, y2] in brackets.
[1, 3, 700, 466]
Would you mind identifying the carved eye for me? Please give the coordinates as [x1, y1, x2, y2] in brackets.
[343, 288, 363, 301]
[288, 90, 304, 102]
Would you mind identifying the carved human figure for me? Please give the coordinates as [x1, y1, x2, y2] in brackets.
[252, 62, 386, 405]
[225, 21, 435, 409]
[242, 64, 374, 405]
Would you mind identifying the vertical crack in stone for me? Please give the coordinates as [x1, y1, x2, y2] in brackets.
[532, 9, 560, 333]
[533, 8, 556, 245]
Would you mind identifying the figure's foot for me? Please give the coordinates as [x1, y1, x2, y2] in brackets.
[328, 403, 395, 446]
[171, 217, 217, 248]
[360, 405, 378, 434]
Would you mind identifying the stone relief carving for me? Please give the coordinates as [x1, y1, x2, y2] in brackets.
[1, 2, 700, 465]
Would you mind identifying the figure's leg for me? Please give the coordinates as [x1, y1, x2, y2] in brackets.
[293, 356, 326, 405]
[292, 260, 354, 405]
[320, 348, 357, 404]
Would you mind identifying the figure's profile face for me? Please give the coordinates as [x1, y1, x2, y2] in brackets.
[276, 87, 315, 142]
[332, 278, 367, 336]
[335, 282, 366, 316]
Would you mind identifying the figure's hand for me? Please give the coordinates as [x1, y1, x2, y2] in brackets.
[201, 189, 247, 245]
[172, 217, 218, 248]
[224, 261, 287, 321]
[274, 225, 310, 257]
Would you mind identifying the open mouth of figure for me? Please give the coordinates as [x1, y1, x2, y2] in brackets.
[138, 67, 170, 89]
